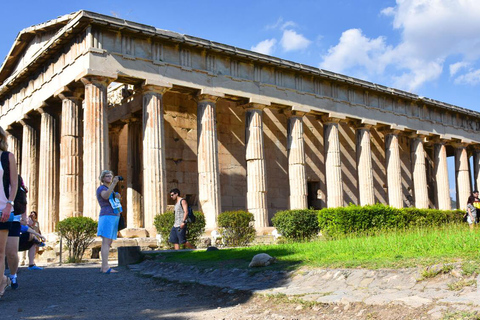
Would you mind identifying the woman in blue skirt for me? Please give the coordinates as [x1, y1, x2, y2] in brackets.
[96, 170, 122, 273]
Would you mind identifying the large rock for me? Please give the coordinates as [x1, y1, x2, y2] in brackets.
[249, 253, 276, 268]
[119, 228, 148, 238]
[118, 246, 143, 266]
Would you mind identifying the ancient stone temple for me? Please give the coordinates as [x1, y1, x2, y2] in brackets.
[1, 11, 479, 235]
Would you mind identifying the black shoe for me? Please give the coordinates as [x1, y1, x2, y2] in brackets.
[10, 276, 17, 290]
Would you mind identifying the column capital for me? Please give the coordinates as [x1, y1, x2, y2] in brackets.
[196, 93, 221, 104]
[54, 86, 83, 101]
[242, 103, 267, 111]
[321, 116, 344, 125]
[470, 143, 480, 151]
[141, 84, 170, 96]
[284, 109, 306, 118]
[450, 141, 469, 149]
[80, 76, 114, 88]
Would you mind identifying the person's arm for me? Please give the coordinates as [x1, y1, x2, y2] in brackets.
[100, 177, 119, 200]
[26, 226, 46, 241]
[180, 199, 189, 229]
[20, 212, 27, 225]
[1, 153, 18, 222]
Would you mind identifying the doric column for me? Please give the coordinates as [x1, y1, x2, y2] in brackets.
[20, 121, 38, 214]
[245, 105, 268, 228]
[127, 118, 143, 228]
[385, 131, 403, 208]
[81, 77, 112, 220]
[142, 85, 169, 230]
[323, 117, 343, 208]
[454, 143, 471, 210]
[197, 94, 221, 230]
[38, 108, 59, 233]
[434, 141, 451, 210]
[108, 124, 123, 180]
[7, 133, 21, 173]
[356, 125, 375, 206]
[411, 135, 429, 209]
[58, 92, 83, 219]
[473, 146, 480, 193]
[287, 112, 307, 209]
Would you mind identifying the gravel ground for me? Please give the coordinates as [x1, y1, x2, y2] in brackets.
[1, 262, 477, 320]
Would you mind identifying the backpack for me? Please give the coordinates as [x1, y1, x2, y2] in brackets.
[1, 151, 27, 215]
[182, 199, 196, 223]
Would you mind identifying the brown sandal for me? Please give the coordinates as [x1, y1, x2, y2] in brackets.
[0, 275, 11, 298]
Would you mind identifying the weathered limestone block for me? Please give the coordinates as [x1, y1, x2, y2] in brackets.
[197, 95, 222, 230]
[246, 106, 268, 228]
[119, 228, 149, 238]
[287, 115, 307, 209]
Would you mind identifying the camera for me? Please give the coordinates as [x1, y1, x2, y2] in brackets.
[118, 176, 124, 181]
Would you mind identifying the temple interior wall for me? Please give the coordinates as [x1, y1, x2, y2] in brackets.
[216, 100, 247, 212]
[339, 122, 358, 205]
[304, 115, 326, 209]
[371, 128, 388, 205]
[399, 136, 413, 207]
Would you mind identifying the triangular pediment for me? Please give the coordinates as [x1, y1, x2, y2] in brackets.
[0, 11, 79, 85]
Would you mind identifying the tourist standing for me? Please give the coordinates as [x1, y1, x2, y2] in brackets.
[168, 188, 194, 250]
[0, 127, 18, 298]
[466, 192, 478, 230]
[96, 170, 122, 273]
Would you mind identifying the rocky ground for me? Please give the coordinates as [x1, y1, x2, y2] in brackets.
[2, 256, 480, 320]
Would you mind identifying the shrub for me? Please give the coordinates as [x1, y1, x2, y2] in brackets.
[56, 217, 98, 263]
[153, 211, 206, 248]
[217, 210, 256, 247]
[317, 203, 465, 239]
[272, 209, 319, 241]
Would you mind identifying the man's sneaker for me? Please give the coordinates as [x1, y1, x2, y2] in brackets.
[10, 276, 18, 289]
[28, 265, 43, 270]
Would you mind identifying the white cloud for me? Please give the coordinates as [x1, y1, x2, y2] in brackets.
[449, 62, 470, 76]
[320, 0, 480, 91]
[280, 29, 311, 52]
[251, 38, 277, 55]
[454, 69, 480, 85]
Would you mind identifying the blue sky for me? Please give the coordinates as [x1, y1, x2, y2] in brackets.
[1, 0, 480, 112]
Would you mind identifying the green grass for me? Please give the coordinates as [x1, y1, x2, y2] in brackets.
[153, 224, 480, 271]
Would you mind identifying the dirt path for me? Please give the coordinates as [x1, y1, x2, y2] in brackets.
[1, 263, 478, 320]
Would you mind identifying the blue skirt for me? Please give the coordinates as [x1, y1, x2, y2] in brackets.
[97, 215, 120, 240]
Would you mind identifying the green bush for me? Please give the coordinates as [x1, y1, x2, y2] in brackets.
[56, 217, 98, 263]
[318, 203, 465, 238]
[153, 211, 206, 248]
[217, 210, 256, 247]
[272, 209, 319, 241]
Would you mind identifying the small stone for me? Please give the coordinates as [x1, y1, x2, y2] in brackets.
[295, 305, 303, 310]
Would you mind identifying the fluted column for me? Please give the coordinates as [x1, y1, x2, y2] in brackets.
[454, 143, 471, 210]
[81, 77, 111, 220]
[197, 94, 221, 230]
[7, 133, 21, 173]
[20, 121, 38, 214]
[127, 118, 143, 228]
[142, 85, 169, 229]
[323, 118, 343, 208]
[356, 125, 375, 206]
[58, 92, 82, 219]
[411, 136, 429, 209]
[287, 112, 307, 209]
[434, 141, 451, 210]
[245, 105, 268, 228]
[385, 131, 403, 208]
[38, 108, 59, 233]
[473, 146, 480, 193]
